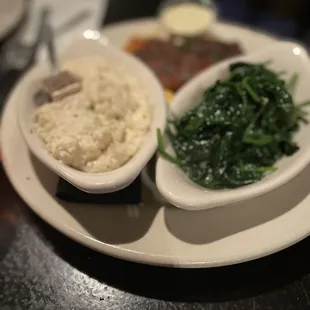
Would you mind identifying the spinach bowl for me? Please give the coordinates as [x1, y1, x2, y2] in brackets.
[156, 42, 310, 211]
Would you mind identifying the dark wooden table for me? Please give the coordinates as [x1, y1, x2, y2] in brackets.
[2, 2, 310, 309]
[2, 165, 310, 310]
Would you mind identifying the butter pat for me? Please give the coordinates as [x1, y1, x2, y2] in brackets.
[160, 2, 216, 36]
[42, 71, 82, 102]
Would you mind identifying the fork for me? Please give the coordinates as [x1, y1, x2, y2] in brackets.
[0, 6, 50, 80]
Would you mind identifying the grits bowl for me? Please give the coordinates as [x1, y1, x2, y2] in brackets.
[18, 33, 166, 194]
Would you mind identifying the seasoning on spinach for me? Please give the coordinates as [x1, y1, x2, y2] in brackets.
[158, 62, 309, 189]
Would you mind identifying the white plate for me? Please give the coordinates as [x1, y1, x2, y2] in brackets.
[3, 19, 310, 268]
[0, 0, 24, 39]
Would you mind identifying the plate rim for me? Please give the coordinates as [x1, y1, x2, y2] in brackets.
[3, 18, 310, 268]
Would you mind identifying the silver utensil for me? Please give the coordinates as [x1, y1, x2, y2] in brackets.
[0, 6, 50, 78]
[41, 17, 59, 74]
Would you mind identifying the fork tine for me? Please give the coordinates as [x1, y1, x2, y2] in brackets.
[31, 7, 51, 51]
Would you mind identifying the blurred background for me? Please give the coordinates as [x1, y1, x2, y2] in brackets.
[0, 0, 308, 57]
[103, 0, 309, 40]
[0, 0, 307, 119]
[17, 0, 310, 42]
